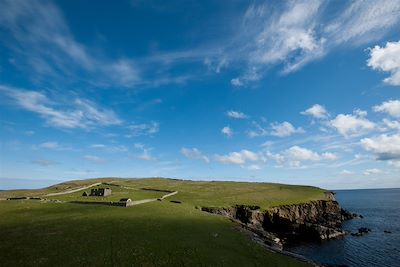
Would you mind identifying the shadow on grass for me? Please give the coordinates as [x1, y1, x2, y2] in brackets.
[0, 201, 309, 267]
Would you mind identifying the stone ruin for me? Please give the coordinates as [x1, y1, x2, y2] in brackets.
[83, 187, 112, 197]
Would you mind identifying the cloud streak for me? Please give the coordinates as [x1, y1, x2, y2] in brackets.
[2, 1, 399, 89]
[0, 85, 122, 129]
[181, 147, 209, 163]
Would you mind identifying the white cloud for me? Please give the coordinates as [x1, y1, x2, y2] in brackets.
[2, 0, 399, 88]
[326, 1, 400, 45]
[301, 104, 329, 119]
[270, 121, 304, 137]
[340, 169, 354, 176]
[128, 121, 159, 137]
[374, 100, 400, 117]
[38, 141, 59, 149]
[361, 133, 400, 160]
[180, 147, 209, 163]
[389, 160, 400, 168]
[231, 0, 400, 85]
[264, 145, 338, 167]
[264, 151, 285, 165]
[383, 119, 400, 131]
[137, 153, 154, 161]
[90, 144, 128, 152]
[364, 168, 383, 176]
[134, 143, 155, 161]
[321, 152, 338, 161]
[31, 159, 58, 166]
[247, 121, 269, 138]
[215, 149, 259, 165]
[83, 155, 104, 163]
[330, 110, 375, 137]
[221, 126, 233, 137]
[367, 40, 400, 86]
[286, 146, 337, 161]
[244, 0, 325, 74]
[247, 164, 261, 171]
[230, 78, 244, 87]
[0, 0, 197, 88]
[108, 59, 140, 87]
[91, 144, 106, 148]
[204, 57, 228, 73]
[0, 86, 122, 129]
[226, 110, 248, 119]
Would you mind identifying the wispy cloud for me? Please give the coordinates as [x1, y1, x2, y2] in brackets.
[364, 168, 384, 176]
[83, 155, 105, 163]
[326, 1, 400, 45]
[229, 0, 400, 85]
[1, 0, 399, 88]
[226, 110, 248, 119]
[261, 144, 338, 168]
[215, 149, 258, 165]
[90, 144, 128, 152]
[127, 121, 159, 137]
[247, 120, 304, 138]
[0, 85, 122, 130]
[31, 159, 58, 166]
[0, 0, 194, 88]
[181, 147, 209, 163]
[134, 143, 156, 161]
[221, 126, 233, 137]
[38, 141, 59, 149]
[284, 145, 337, 167]
[301, 104, 329, 119]
[270, 121, 305, 137]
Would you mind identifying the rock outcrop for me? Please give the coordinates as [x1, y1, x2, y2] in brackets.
[201, 199, 355, 248]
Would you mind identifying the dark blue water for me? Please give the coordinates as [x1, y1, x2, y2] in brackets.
[287, 188, 400, 267]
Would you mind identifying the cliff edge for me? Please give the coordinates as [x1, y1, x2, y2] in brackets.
[201, 193, 355, 249]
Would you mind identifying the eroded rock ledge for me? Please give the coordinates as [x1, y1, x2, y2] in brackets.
[201, 200, 355, 249]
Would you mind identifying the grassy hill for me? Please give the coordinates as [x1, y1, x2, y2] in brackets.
[0, 178, 326, 266]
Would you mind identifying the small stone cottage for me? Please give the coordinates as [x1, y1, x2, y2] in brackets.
[89, 188, 112, 197]
[119, 198, 132, 206]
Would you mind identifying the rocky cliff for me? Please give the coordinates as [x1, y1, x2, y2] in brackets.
[201, 198, 355, 249]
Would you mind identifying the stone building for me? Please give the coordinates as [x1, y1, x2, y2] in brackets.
[89, 188, 112, 197]
[119, 198, 132, 206]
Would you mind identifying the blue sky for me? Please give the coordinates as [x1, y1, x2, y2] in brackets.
[1, 0, 400, 190]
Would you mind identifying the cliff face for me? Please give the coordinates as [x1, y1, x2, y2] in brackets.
[201, 199, 354, 248]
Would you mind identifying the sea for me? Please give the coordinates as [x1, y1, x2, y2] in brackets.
[286, 188, 400, 267]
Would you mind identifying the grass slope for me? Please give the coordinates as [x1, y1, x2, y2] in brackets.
[0, 178, 326, 266]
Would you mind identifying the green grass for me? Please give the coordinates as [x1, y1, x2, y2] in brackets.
[0, 178, 327, 266]
[0, 200, 309, 267]
[0, 178, 326, 210]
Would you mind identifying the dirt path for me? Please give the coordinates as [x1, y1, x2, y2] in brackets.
[45, 183, 101, 196]
[128, 191, 178, 206]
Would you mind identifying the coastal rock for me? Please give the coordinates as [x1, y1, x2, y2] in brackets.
[202, 200, 352, 247]
[351, 227, 371, 236]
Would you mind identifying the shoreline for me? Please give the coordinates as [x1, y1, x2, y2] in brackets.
[235, 220, 321, 267]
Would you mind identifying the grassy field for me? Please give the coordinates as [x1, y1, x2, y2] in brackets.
[1, 178, 326, 209]
[0, 178, 327, 266]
